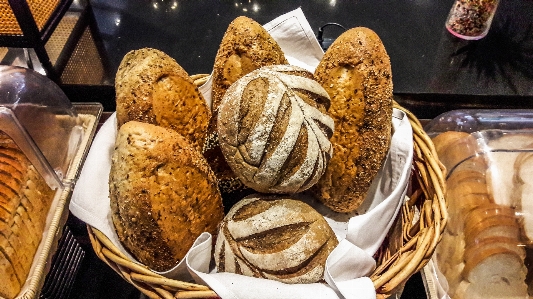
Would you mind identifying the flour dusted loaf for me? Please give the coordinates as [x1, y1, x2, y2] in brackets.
[217, 65, 334, 194]
[214, 194, 338, 284]
[212, 16, 288, 111]
[115, 48, 211, 150]
[312, 27, 393, 213]
[0, 132, 55, 299]
[109, 121, 224, 272]
[206, 16, 288, 195]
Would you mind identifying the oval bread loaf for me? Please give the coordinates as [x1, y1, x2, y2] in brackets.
[115, 48, 211, 150]
[217, 65, 334, 194]
[312, 27, 393, 213]
[109, 121, 224, 272]
[212, 16, 288, 111]
[214, 194, 338, 284]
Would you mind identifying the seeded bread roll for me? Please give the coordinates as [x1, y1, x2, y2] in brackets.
[312, 27, 393, 213]
[109, 121, 224, 272]
[214, 194, 338, 284]
[115, 48, 210, 150]
[217, 65, 334, 194]
[212, 16, 288, 112]
[0, 132, 55, 299]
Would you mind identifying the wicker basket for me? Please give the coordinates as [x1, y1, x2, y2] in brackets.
[87, 74, 447, 299]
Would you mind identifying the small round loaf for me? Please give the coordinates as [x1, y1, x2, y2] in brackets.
[115, 48, 211, 150]
[109, 121, 224, 272]
[212, 16, 288, 111]
[218, 65, 334, 194]
[312, 27, 393, 213]
[214, 194, 338, 284]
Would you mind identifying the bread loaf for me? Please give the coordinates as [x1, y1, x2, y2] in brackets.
[214, 194, 338, 284]
[0, 132, 55, 299]
[212, 16, 288, 111]
[312, 27, 393, 213]
[217, 65, 334, 194]
[207, 16, 288, 195]
[115, 48, 211, 150]
[109, 121, 224, 271]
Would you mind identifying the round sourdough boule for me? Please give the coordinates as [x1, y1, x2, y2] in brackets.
[115, 48, 210, 150]
[109, 121, 224, 272]
[217, 65, 334, 194]
[312, 27, 393, 213]
[212, 16, 288, 112]
[207, 16, 287, 196]
[214, 194, 339, 284]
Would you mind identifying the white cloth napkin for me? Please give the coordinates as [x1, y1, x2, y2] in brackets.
[70, 8, 414, 299]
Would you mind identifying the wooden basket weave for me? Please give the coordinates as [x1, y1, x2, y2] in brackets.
[87, 75, 447, 299]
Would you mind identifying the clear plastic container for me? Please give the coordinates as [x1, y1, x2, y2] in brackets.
[425, 109, 533, 137]
[0, 65, 86, 189]
[423, 109, 533, 299]
[0, 65, 102, 299]
[445, 0, 500, 40]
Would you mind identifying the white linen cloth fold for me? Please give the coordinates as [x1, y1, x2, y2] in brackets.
[70, 8, 414, 299]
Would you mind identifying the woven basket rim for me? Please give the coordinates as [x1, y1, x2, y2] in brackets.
[87, 75, 447, 299]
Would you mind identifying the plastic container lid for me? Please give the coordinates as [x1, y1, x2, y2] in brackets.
[0, 66, 85, 189]
[424, 109, 533, 138]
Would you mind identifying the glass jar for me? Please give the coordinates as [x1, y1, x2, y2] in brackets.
[445, 0, 500, 40]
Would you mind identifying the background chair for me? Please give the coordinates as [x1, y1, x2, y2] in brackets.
[0, 0, 106, 83]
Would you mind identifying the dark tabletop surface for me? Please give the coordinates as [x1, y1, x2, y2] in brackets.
[62, 0, 533, 119]
[48, 1, 533, 298]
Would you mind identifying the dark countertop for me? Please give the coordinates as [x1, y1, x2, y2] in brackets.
[61, 0, 533, 118]
[40, 1, 533, 298]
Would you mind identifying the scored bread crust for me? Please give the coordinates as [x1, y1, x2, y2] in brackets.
[109, 121, 224, 272]
[115, 48, 210, 150]
[312, 27, 393, 213]
[211, 16, 288, 112]
[206, 16, 287, 195]
[214, 194, 338, 284]
[217, 65, 334, 194]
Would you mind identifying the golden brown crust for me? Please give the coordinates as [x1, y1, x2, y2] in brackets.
[115, 48, 210, 150]
[214, 194, 338, 284]
[217, 65, 333, 194]
[212, 16, 288, 112]
[206, 17, 287, 193]
[109, 121, 224, 272]
[312, 27, 393, 213]
[152, 73, 211, 150]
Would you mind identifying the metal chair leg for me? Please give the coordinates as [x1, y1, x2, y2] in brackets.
[23, 48, 34, 69]
[33, 43, 60, 82]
